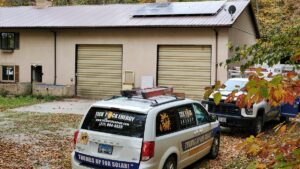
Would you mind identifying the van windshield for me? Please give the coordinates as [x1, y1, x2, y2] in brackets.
[81, 107, 147, 138]
[222, 79, 248, 91]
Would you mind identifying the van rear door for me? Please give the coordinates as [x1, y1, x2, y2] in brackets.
[74, 107, 147, 169]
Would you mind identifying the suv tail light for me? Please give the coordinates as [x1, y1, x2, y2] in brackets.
[141, 141, 155, 161]
[73, 130, 79, 148]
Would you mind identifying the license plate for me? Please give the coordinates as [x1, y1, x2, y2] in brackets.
[218, 117, 226, 123]
[98, 144, 113, 155]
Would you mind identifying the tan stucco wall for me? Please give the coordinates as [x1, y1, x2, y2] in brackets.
[228, 7, 257, 61]
[56, 28, 228, 86]
[0, 27, 235, 93]
[0, 29, 55, 84]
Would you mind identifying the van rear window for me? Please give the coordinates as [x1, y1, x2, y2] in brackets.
[81, 107, 147, 138]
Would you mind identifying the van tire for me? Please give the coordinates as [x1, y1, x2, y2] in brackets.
[280, 116, 290, 123]
[208, 133, 220, 159]
[252, 115, 263, 136]
[163, 155, 177, 169]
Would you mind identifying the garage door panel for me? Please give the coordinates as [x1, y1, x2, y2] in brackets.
[159, 52, 211, 58]
[159, 79, 210, 85]
[158, 45, 211, 100]
[159, 67, 211, 72]
[159, 46, 211, 52]
[159, 62, 210, 67]
[77, 45, 122, 98]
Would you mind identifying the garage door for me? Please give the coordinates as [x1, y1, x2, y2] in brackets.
[76, 45, 122, 98]
[158, 45, 211, 99]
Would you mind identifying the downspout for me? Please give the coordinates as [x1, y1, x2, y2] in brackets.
[214, 28, 219, 82]
[51, 31, 57, 85]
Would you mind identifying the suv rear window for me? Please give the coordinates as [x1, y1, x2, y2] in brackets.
[81, 107, 147, 138]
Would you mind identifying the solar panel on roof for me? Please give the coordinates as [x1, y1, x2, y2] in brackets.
[133, 1, 226, 17]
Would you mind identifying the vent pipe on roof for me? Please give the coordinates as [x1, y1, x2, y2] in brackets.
[35, 0, 52, 9]
[156, 0, 170, 3]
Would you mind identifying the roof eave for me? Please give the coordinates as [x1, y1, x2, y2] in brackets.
[0, 24, 233, 29]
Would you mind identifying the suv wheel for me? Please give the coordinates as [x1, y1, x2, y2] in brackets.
[252, 115, 263, 135]
[209, 134, 220, 159]
[163, 156, 177, 169]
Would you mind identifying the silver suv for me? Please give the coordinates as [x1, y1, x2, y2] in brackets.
[72, 88, 220, 169]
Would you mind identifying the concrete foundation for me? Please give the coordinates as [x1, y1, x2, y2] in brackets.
[32, 84, 75, 97]
[0, 83, 75, 97]
[0, 83, 31, 96]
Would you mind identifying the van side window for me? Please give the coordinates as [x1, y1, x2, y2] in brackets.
[156, 108, 179, 136]
[193, 104, 210, 125]
[177, 104, 196, 129]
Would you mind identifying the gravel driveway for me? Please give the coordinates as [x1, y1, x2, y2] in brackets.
[11, 98, 96, 115]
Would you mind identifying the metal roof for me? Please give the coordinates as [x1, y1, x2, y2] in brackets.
[133, 1, 226, 17]
[0, 0, 257, 31]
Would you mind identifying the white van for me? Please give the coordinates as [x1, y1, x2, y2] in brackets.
[72, 89, 220, 169]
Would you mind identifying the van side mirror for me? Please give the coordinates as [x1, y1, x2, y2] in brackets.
[209, 114, 217, 122]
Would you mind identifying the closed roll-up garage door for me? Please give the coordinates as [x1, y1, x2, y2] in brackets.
[76, 45, 122, 98]
[158, 45, 211, 99]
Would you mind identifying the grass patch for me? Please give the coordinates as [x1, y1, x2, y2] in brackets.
[0, 95, 60, 110]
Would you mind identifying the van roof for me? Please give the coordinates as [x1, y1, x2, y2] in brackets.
[91, 95, 191, 114]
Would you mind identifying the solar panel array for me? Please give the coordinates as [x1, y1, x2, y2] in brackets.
[133, 1, 226, 17]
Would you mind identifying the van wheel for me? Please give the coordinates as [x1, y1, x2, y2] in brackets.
[209, 134, 220, 159]
[280, 116, 290, 123]
[163, 156, 177, 169]
[252, 115, 263, 136]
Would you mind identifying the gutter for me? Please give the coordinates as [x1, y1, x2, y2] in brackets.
[213, 28, 219, 82]
[51, 30, 57, 85]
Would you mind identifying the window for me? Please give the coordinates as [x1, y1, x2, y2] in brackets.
[192, 104, 210, 125]
[0, 33, 19, 50]
[1, 65, 19, 82]
[156, 104, 197, 136]
[156, 108, 180, 136]
[177, 105, 196, 129]
[81, 107, 147, 138]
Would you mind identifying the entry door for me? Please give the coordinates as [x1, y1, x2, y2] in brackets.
[158, 45, 212, 99]
[31, 65, 43, 83]
[76, 45, 122, 98]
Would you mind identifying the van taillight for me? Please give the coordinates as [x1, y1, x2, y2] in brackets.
[141, 141, 155, 161]
[73, 130, 79, 148]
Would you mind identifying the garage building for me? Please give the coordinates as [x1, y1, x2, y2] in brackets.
[0, 0, 259, 99]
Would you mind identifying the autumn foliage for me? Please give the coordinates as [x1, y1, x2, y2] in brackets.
[238, 115, 300, 168]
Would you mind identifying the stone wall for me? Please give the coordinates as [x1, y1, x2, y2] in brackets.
[0, 83, 31, 96]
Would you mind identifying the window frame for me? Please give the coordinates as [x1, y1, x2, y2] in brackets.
[0, 32, 20, 50]
[1, 65, 18, 83]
